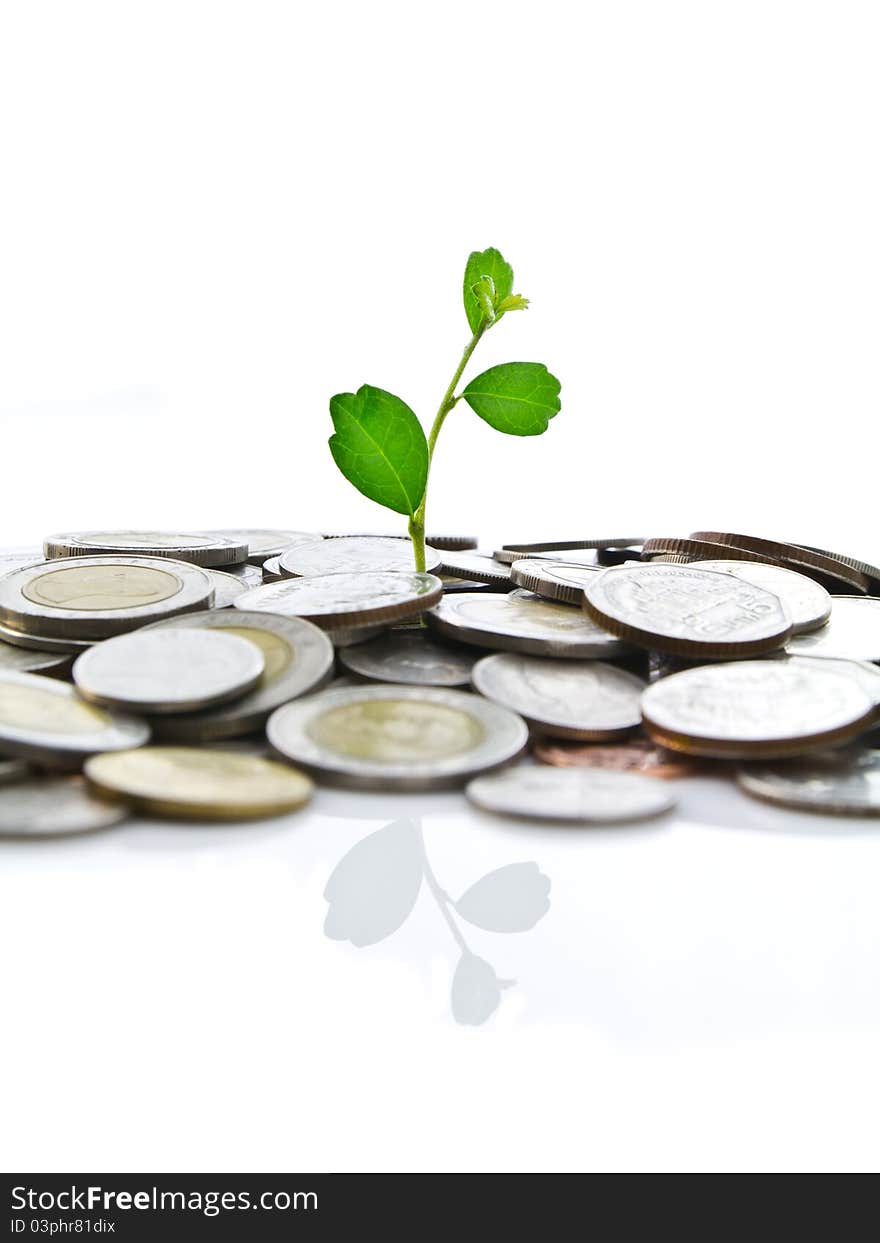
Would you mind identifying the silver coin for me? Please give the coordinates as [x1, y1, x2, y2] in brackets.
[641, 659, 876, 759]
[738, 748, 880, 815]
[0, 757, 32, 785]
[44, 530, 248, 567]
[267, 683, 527, 790]
[786, 597, 880, 663]
[73, 629, 265, 714]
[0, 670, 150, 768]
[502, 537, 645, 555]
[338, 629, 478, 687]
[584, 564, 793, 658]
[780, 654, 880, 706]
[207, 528, 324, 565]
[262, 556, 284, 582]
[278, 536, 440, 578]
[435, 551, 512, 586]
[137, 610, 334, 741]
[0, 621, 91, 655]
[691, 560, 831, 635]
[466, 766, 675, 823]
[509, 559, 602, 605]
[439, 574, 493, 593]
[472, 653, 645, 740]
[0, 550, 45, 578]
[0, 633, 76, 676]
[327, 623, 389, 647]
[495, 547, 605, 567]
[234, 571, 443, 629]
[222, 561, 264, 588]
[0, 556, 214, 639]
[0, 776, 130, 837]
[205, 568, 249, 609]
[426, 592, 630, 659]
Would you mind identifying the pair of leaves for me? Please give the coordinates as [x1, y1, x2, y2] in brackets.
[329, 365, 560, 514]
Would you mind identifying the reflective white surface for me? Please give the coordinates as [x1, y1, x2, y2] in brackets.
[3, 775, 880, 1171]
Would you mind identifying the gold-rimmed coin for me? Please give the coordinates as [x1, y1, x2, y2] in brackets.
[583, 563, 792, 658]
[0, 556, 214, 639]
[84, 746, 314, 820]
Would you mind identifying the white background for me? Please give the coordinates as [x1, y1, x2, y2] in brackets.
[2, 0, 880, 1173]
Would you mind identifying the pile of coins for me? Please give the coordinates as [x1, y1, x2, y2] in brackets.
[2, 527, 880, 835]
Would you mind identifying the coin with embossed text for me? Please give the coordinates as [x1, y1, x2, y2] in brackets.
[584, 564, 792, 658]
[466, 766, 676, 823]
[473, 652, 645, 739]
[692, 560, 830, 634]
[338, 629, 478, 687]
[267, 683, 527, 790]
[641, 659, 876, 758]
[427, 592, 629, 659]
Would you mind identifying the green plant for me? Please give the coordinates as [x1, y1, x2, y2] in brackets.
[328, 247, 562, 572]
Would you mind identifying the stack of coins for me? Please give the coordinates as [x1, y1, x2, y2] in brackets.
[2, 525, 880, 827]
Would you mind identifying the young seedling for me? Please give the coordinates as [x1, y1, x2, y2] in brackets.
[328, 247, 562, 571]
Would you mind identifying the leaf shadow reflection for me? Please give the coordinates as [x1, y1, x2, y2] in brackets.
[323, 818, 551, 1026]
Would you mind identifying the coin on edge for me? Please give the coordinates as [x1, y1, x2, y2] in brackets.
[234, 571, 443, 629]
[435, 551, 513, 587]
[279, 536, 440, 577]
[466, 767, 676, 823]
[207, 529, 324, 565]
[0, 556, 214, 639]
[691, 560, 831, 634]
[786, 597, 880, 663]
[338, 629, 478, 687]
[73, 629, 265, 714]
[509, 559, 601, 605]
[738, 748, 880, 815]
[584, 563, 792, 658]
[137, 610, 334, 741]
[0, 670, 150, 768]
[0, 776, 130, 837]
[267, 684, 528, 790]
[44, 530, 248, 568]
[427, 592, 629, 659]
[472, 653, 645, 740]
[641, 660, 876, 759]
[85, 747, 314, 820]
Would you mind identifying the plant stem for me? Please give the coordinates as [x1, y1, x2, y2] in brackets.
[408, 321, 487, 571]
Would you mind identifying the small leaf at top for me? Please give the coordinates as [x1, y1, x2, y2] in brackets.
[462, 362, 561, 436]
[328, 385, 428, 516]
[463, 247, 514, 333]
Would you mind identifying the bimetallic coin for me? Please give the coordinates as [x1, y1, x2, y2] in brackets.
[0, 757, 32, 785]
[44, 530, 248, 568]
[207, 529, 324, 565]
[338, 629, 478, 687]
[641, 660, 876, 759]
[0, 776, 129, 837]
[738, 749, 880, 816]
[786, 597, 880, 663]
[531, 737, 716, 779]
[234, 571, 443, 629]
[466, 767, 676, 823]
[435, 551, 512, 587]
[509, 559, 601, 605]
[427, 592, 629, 659]
[690, 531, 867, 594]
[85, 747, 314, 820]
[472, 653, 645, 740]
[279, 536, 440, 578]
[0, 556, 214, 639]
[691, 560, 831, 635]
[205, 568, 249, 609]
[267, 684, 528, 790]
[584, 564, 792, 658]
[137, 610, 334, 741]
[73, 629, 265, 714]
[0, 671, 149, 769]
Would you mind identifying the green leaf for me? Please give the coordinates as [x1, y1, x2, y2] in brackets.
[463, 247, 514, 333]
[328, 385, 428, 516]
[462, 362, 561, 436]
